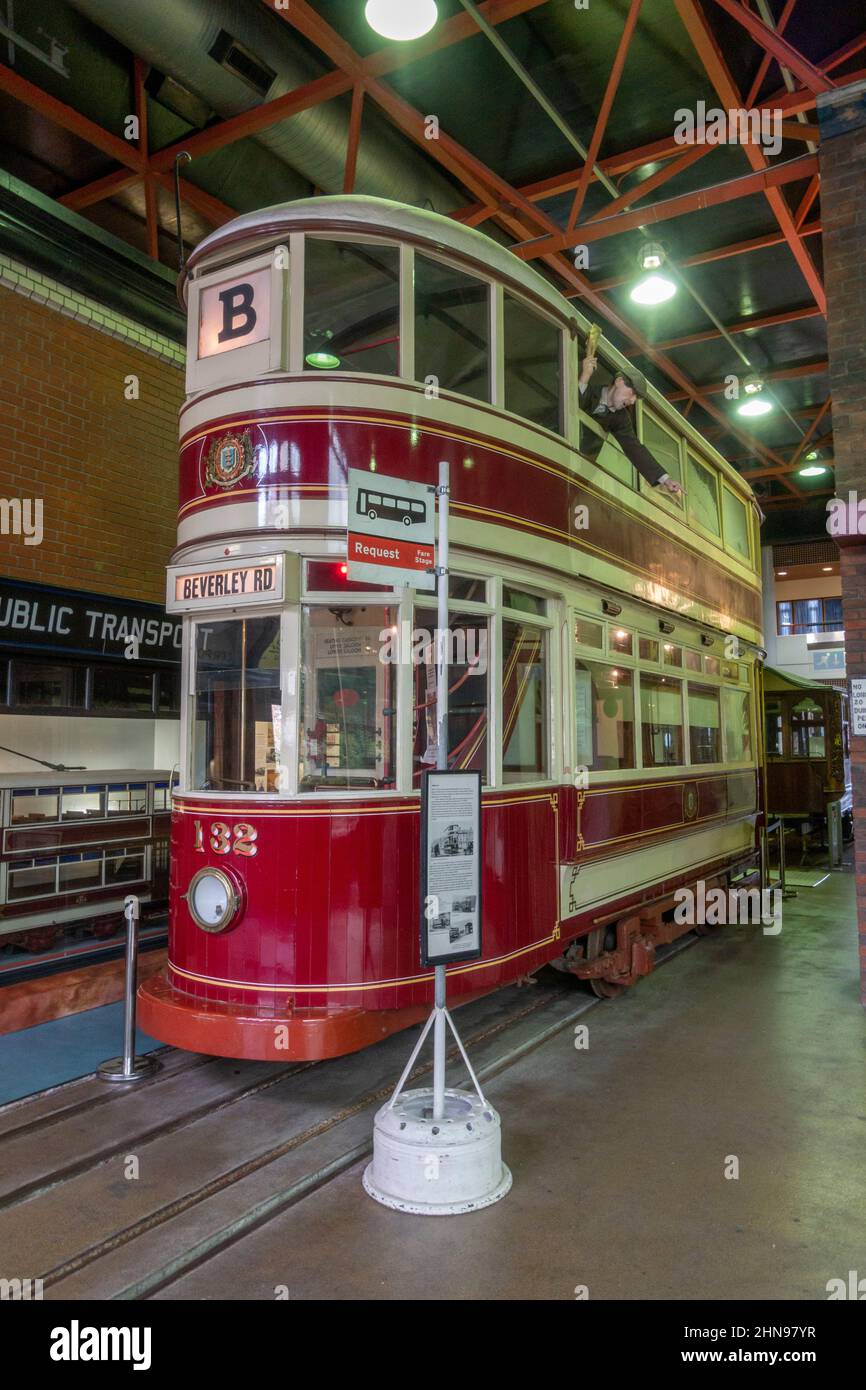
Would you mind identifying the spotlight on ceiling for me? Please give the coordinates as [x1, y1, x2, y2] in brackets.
[737, 375, 773, 416]
[365, 0, 438, 41]
[630, 241, 676, 305]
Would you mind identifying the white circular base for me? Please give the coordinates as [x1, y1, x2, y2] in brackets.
[363, 1087, 511, 1215]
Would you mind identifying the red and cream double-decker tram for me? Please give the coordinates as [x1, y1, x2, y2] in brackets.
[138, 196, 764, 1060]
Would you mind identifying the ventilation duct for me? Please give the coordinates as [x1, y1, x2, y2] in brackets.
[68, 0, 462, 212]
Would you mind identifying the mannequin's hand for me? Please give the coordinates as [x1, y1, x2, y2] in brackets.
[579, 351, 597, 388]
[658, 477, 684, 496]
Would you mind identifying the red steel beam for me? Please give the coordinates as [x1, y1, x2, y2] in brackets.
[511, 152, 817, 256]
[0, 62, 143, 171]
[59, 169, 141, 212]
[665, 358, 828, 401]
[343, 83, 365, 194]
[153, 174, 237, 228]
[794, 174, 820, 230]
[454, 93, 821, 224]
[644, 303, 821, 352]
[277, 0, 790, 473]
[710, 0, 834, 93]
[566, 0, 644, 230]
[582, 144, 712, 223]
[674, 0, 826, 314]
[745, 0, 798, 106]
[580, 219, 820, 294]
[133, 58, 159, 262]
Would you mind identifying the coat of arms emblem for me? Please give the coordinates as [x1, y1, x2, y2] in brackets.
[204, 430, 254, 488]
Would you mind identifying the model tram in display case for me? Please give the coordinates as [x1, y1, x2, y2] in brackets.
[138, 195, 765, 1060]
[0, 770, 172, 951]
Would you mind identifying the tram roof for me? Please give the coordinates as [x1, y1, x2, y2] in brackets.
[181, 195, 568, 323]
[182, 195, 755, 504]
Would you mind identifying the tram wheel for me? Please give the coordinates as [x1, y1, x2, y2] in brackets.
[590, 977, 625, 999]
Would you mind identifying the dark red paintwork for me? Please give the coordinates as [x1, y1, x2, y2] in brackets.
[177, 402, 762, 632]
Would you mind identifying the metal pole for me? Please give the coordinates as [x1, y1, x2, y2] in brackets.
[97, 894, 160, 1083]
[433, 460, 450, 1121]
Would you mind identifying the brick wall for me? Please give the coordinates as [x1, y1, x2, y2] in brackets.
[819, 103, 866, 1003]
[0, 274, 184, 605]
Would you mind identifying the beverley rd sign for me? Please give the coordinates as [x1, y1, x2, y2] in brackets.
[167, 557, 284, 613]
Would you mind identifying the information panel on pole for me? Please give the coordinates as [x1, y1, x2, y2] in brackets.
[347, 467, 435, 590]
[420, 770, 482, 967]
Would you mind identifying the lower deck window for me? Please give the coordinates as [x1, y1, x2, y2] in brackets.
[723, 687, 753, 763]
[790, 696, 824, 758]
[412, 610, 489, 782]
[192, 616, 282, 793]
[575, 660, 634, 771]
[641, 674, 683, 767]
[502, 621, 547, 782]
[300, 605, 396, 791]
[688, 683, 721, 764]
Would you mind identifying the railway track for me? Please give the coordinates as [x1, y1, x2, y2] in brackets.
[0, 938, 695, 1300]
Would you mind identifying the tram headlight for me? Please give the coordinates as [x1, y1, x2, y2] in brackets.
[184, 867, 242, 933]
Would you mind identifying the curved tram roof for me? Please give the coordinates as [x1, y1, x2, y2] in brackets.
[182, 195, 755, 503]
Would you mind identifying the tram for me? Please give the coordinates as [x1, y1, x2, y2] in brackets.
[138, 196, 765, 1060]
[764, 667, 852, 845]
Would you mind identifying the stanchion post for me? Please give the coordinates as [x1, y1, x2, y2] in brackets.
[432, 459, 450, 1121]
[97, 894, 161, 1083]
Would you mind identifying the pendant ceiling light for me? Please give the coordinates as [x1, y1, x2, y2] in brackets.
[365, 0, 439, 42]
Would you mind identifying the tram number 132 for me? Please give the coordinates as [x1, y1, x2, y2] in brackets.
[193, 820, 258, 856]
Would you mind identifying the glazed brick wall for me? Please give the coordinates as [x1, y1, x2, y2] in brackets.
[820, 117, 866, 1003]
[0, 283, 183, 605]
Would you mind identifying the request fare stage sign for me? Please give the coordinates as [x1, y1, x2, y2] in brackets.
[420, 770, 483, 968]
[347, 467, 435, 590]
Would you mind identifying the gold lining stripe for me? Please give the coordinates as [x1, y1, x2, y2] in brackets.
[172, 792, 554, 817]
[177, 410, 760, 593]
[168, 928, 560, 994]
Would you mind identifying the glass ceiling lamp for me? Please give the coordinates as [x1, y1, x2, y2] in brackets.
[365, 0, 438, 41]
[630, 241, 677, 305]
[737, 374, 773, 417]
[798, 463, 829, 477]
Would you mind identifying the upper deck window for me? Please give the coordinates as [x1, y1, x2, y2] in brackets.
[414, 254, 490, 403]
[503, 294, 562, 434]
[687, 451, 721, 537]
[640, 410, 683, 503]
[722, 486, 751, 563]
[304, 239, 400, 376]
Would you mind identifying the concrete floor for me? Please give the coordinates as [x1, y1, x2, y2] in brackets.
[163, 867, 866, 1301]
[2, 865, 864, 1300]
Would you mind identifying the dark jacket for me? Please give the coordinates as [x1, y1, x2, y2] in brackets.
[580, 383, 666, 487]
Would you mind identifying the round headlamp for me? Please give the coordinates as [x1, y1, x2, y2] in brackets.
[184, 867, 242, 933]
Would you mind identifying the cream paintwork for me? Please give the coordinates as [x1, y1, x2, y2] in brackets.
[559, 819, 756, 922]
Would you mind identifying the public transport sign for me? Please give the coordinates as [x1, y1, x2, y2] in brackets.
[420, 770, 483, 968]
[347, 467, 435, 590]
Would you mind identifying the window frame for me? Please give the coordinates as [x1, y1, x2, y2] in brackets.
[685, 447, 723, 543]
[720, 480, 753, 567]
[300, 232, 404, 384]
[571, 604, 753, 782]
[502, 289, 566, 437]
